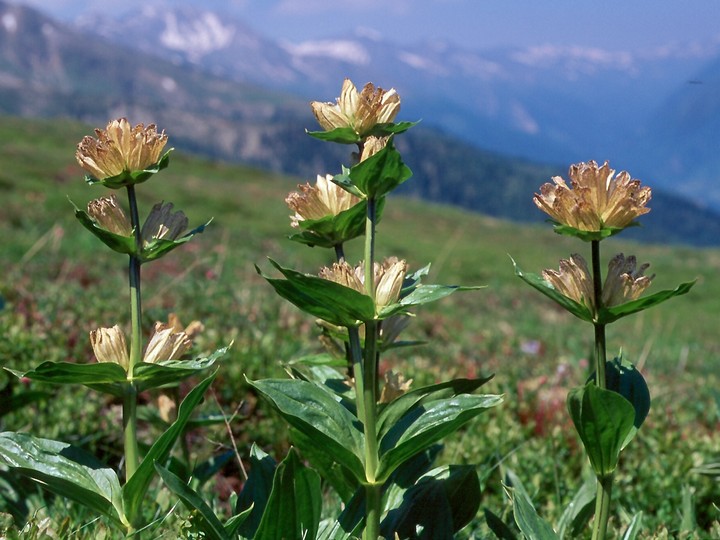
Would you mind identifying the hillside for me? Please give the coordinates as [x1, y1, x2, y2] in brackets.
[0, 1, 719, 245]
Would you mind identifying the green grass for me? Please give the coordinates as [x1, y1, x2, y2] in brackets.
[0, 115, 718, 538]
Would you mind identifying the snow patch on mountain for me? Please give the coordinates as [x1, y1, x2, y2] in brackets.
[160, 11, 235, 60]
[284, 39, 370, 65]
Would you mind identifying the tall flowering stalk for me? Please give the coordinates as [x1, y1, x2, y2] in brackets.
[0, 118, 225, 533]
[513, 160, 694, 538]
[252, 78, 502, 540]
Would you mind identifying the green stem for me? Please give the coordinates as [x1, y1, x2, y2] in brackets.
[592, 476, 613, 540]
[590, 239, 612, 539]
[362, 320, 381, 540]
[361, 196, 381, 540]
[124, 184, 143, 482]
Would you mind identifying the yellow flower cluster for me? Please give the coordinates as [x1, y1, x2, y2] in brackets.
[534, 161, 651, 232]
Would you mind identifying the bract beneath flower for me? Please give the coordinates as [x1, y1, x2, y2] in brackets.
[533, 160, 651, 238]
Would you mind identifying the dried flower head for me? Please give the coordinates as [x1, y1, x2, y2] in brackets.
[76, 118, 168, 184]
[141, 202, 188, 246]
[543, 254, 595, 310]
[90, 325, 130, 370]
[319, 257, 408, 313]
[602, 253, 654, 307]
[87, 195, 132, 236]
[143, 321, 192, 364]
[311, 78, 400, 137]
[380, 370, 413, 403]
[533, 161, 651, 233]
[286, 174, 361, 228]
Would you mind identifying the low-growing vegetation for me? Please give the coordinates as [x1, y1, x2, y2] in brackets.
[0, 92, 718, 540]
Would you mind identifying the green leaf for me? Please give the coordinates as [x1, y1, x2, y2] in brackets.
[380, 465, 481, 540]
[0, 432, 127, 527]
[141, 219, 212, 263]
[132, 345, 227, 391]
[379, 284, 484, 318]
[556, 475, 595, 539]
[254, 448, 322, 540]
[377, 393, 502, 482]
[317, 489, 365, 540]
[567, 384, 635, 478]
[621, 511, 643, 540]
[336, 142, 412, 199]
[249, 378, 366, 482]
[236, 444, 277, 539]
[306, 127, 361, 144]
[369, 120, 419, 137]
[288, 199, 385, 248]
[599, 357, 651, 449]
[8, 361, 128, 397]
[85, 149, 173, 189]
[598, 280, 695, 324]
[512, 259, 594, 322]
[123, 372, 216, 525]
[73, 203, 136, 255]
[155, 463, 229, 540]
[510, 485, 559, 540]
[484, 509, 518, 540]
[257, 259, 375, 326]
[376, 377, 494, 440]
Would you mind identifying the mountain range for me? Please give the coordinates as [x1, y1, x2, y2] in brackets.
[74, 4, 720, 209]
[1, 1, 719, 246]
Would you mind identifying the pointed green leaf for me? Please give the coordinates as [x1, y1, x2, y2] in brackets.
[511, 485, 559, 540]
[621, 512, 643, 540]
[513, 259, 594, 322]
[132, 345, 228, 391]
[257, 259, 375, 326]
[249, 378, 366, 482]
[377, 393, 502, 482]
[379, 284, 485, 318]
[557, 475, 595, 539]
[155, 463, 229, 540]
[123, 372, 216, 525]
[337, 142, 412, 199]
[236, 444, 277, 539]
[0, 432, 126, 527]
[598, 357, 651, 449]
[306, 127, 361, 144]
[380, 465, 480, 540]
[377, 377, 494, 440]
[73, 203, 136, 255]
[8, 361, 128, 397]
[317, 489, 365, 540]
[141, 219, 212, 263]
[598, 280, 695, 323]
[288, 199, 385, 248]
[484, 509, 518, 540]
[254, 448, 322, 540]
[567, 384, 635, 478]
[369, 120, 419, 137]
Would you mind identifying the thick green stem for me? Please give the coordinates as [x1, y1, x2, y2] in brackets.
[590, 239, 612, 538]
[361, 196, 382, 540]
[124, 184, 143, 482]
[362, 320, 381, 540]
[592, 476, 613, 540]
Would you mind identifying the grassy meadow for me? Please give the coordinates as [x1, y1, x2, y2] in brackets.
[0, 116, 718, 537]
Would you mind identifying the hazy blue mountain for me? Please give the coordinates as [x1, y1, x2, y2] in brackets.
[73, 4, 720, 208]
[1, 1, 719, 245]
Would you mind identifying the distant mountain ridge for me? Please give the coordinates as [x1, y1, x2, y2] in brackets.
[0, 0, 719, 246]
[74, 4, 720, 208]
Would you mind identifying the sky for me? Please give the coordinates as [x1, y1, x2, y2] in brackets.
[17, 0, 720, 53]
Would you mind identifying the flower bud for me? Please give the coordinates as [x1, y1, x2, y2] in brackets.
[143, 322, 192, 364]
[90, 325, 130, 370]
[602, 254, 654, 307]
[141, 202, 188, 246]
[86, 195, 132, 236]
